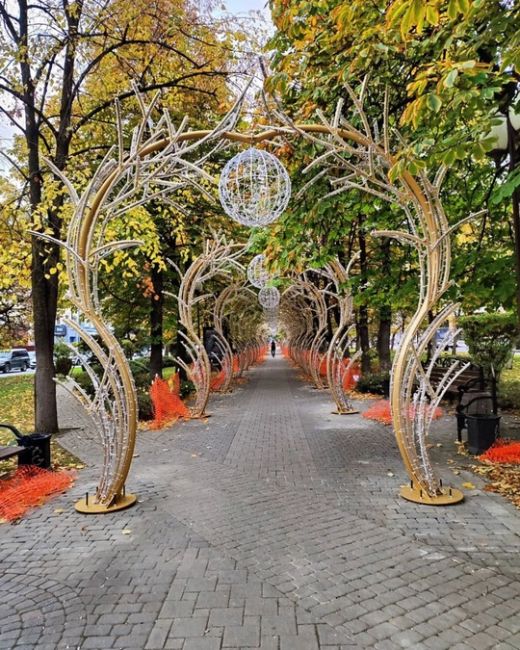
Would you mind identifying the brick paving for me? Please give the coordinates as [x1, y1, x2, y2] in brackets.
[1, 355, 519, 649]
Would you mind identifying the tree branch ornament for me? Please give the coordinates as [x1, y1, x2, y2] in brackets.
[324, 257, 361, 414]
[171, 236, 245, 416]
[34, 89, 245, 513]
[277, 83, 467, 504]
[38, 77, 468, 512]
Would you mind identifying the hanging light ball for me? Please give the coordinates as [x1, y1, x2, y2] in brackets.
[258, 286, 280, 309]
[247, 254, 271, 288]
[218, 147, 291, 227]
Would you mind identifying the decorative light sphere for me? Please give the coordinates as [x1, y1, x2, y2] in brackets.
[258, 286, 280, 309]
[247, 254, 271, 288]
[218, 147, 291, 227]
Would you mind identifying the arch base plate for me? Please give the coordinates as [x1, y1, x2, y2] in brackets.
[331, 410, 359, 415]
[75, 493, 137, 514]
[400, 485, 464, 506]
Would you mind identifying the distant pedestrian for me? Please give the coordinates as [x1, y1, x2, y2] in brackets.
[271, 340, 276, 357]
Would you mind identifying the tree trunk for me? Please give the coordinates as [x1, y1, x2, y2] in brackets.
[19, 0, 82, 432]
[149, 263, 164, 380]
[18, 0, 58, 432]
[377, 305, 392, 371]
[377, 240, 392, 371]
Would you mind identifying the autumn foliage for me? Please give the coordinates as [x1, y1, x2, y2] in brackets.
[0, 466, 75, 522]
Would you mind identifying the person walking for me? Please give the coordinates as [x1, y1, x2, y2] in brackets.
[271, 339, 276, 357]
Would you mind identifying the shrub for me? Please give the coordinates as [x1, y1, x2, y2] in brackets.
[137, 391, 154, 420]
[499, 378, 520, 410]
[73, 369, 95, 397]
[180, 379, 194, 398]
[460, 312, 518, 378]
[55, 356, 73, 376]
[356, 372, 390, 395]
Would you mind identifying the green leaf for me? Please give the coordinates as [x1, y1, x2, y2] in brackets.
[490, 168, 520, 205]
[443, 68, 459, 88]
[427, 93, 442, 112]
[447, 0, 459, 20]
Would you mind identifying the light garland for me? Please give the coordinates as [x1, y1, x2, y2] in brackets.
[247, 254, 271, 288]
[218, 148, 291, 227]
[258, 286, 280, 309]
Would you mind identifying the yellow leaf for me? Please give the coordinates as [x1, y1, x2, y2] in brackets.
[462, 482, 476, 489]
[121, 528, 132, 535]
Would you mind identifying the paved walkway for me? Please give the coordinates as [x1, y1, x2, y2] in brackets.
[1, 356, 520, 650]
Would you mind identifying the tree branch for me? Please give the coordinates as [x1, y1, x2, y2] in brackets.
[72, 70, 231, 132]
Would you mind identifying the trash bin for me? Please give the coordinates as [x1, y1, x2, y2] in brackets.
[18, 433, 52, 468]
[0, 423, 52, 469]
[466, 414, 500, 455]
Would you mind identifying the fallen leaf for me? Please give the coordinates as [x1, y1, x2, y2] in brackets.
[121, 528, 132, 535]
[387, 471, 394, 477]
[462, 482, 476, 489]
[54, 508, 64, 514]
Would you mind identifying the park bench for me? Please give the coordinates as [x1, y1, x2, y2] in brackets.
[0, 445, 25, 463]
[427, 360, 492, 441]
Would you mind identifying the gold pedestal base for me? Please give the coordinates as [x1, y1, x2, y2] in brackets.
[75, 493, 137, 514]
[400, 484, 464, 506]
[331, 410, 359, 415]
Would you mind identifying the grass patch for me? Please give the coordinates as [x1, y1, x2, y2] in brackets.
[499, 356, 520, 412]
[0, 375, 83, 475]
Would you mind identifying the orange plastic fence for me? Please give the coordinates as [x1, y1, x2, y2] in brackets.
[168, 371, 180, 396]
[318, 357, 327, 377]
[342, 361, 360, 390]
[150, 375, 189, 429]
[480, 440, 520, 464]
[210, 369, 226, 391]
[0, 465, 75, 522]
[362, 399, 443, 425]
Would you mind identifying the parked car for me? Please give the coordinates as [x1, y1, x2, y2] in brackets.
[0, 349, 31, 373]
[28, 351, 36, 369]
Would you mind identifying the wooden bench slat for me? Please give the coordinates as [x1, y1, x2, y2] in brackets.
[0, 445, 25, 461]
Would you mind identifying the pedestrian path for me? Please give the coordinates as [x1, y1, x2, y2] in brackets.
[1, 355, 519, 649]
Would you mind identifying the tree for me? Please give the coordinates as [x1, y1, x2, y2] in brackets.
[0, 0, 245, 431]
[265, 0, 520, 352]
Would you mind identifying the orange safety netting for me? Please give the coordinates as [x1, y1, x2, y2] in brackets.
[319, 357, 328, 377]
[342, 361, 360, 390]
[480, 440, 520, 464]
[150, 376, 189, 429]
[210, 369, 226, 391]
[0, 465, 75, 522]
[168, 371, 180, 396]
[362, 399, 443, 425]
[232, 355, 240, 374]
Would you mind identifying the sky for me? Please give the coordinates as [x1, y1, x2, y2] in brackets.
[225, 0, 269, 12]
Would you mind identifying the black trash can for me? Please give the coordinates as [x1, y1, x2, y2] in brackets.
[0, 424, 52, 468]
[466, 414, 500, 455]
